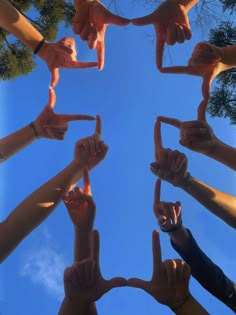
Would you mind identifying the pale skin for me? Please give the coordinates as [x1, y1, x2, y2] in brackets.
[127, 230, 209, 314]
[0, 88, 95, 162]
[0, 0, 98, 87]
[0, 116, 108, 263]
[73, 0, 130, 70]
[58, 230, 127, 315]
[131, 0, 199, 69]
[151, 119, 236, 228]
[158, 115, 236, 171]
[160, 42, 236, 107]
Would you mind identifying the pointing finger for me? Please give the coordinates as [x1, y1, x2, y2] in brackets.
[160, 65, 192, 74]
[154, 118, 163, 159]
[158, 116, 182, 129]
[68, 61, 98, 69]
[96, 39, 105, 71]
[197, 99, 208, 122]
[156, 34, 165, 70]
[59, 114, 95, 122]
[152, 230, 162, 278]
[95, 115, 102, 140]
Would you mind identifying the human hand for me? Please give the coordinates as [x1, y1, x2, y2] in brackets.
[158, 115, 219, 155]
[153, 179, 182, 231]
[63, 230, 127, 309]
[128, 230, 191, 310]
[74, 115, 109, 169]
[73, 0, 130, 70]
[63, 168, 95, 230]
[150, 118, 188, 186]
[38, 37, 98, 87]
[34, 88, 95, 140]
[132, 1, 191, 69]
[160, 42, 227, 106]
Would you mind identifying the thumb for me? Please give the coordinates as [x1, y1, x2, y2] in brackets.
[104, 11, 130, 25]
[50, 68, 59, 88]
[132, 14, 153, 26]
[46, 87, 56, 111]
[158, 116, 182, 129]
[105, 277, 127, 291]
[197, 99, 208, 121]
[127, 278, 148, 290]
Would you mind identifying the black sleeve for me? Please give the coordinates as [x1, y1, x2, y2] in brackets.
[171, 229, 236, 313]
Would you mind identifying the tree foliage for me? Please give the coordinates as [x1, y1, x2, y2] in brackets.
[0, 0, 75, 81]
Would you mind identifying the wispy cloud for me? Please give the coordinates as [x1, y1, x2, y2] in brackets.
[20, 229, 67, 301]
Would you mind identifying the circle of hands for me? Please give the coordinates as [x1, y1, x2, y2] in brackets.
[30, 0, 233, 312]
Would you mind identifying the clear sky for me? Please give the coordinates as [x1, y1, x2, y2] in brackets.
[0, 1, 235, 314]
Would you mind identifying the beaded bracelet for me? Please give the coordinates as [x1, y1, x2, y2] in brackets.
[33, 38, 45, 54]
[29, 122, 40, 138]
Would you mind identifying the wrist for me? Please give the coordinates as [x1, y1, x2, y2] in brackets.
[37, 40, 50, 62]
[29, 121, 40, 139]
[170, 293, 191, 313]
[174, 172, 191, 188]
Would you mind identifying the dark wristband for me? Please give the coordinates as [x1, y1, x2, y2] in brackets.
[33, 38, 45, 54]
[29, 122, 40, 138]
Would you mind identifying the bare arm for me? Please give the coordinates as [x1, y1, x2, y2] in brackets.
[0, 0, 44, 51]
[0, 160, 84, 263]
[0, 124, 36, 162]
[181, 176, 236, 228]
[174, 294, 209, 314]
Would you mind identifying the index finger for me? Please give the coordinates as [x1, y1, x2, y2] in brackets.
[154, 179, 161, 205]
[96, 39, 105, 71]
[152, 230, 162, 277]
[68, 61, 98, 69]
[131, 13, 154, 26]
[83, 168, 92, 196]
[160, 66, 192, 74]
[59, 114, 95, 122]
[47, 87, 56, 110]
[158, 116, 182, 129]
[156, 34, 165, 70]
[95, 115, 102, 140]
[154, 118, 163, 159]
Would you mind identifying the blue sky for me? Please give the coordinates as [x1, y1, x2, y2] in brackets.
[0, 1, 235, 314]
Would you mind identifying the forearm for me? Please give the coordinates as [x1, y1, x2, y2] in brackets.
[170, 229, 236, 312]
[173, 294, 209, 314]
[205, 138, 236, 171]
[59, 298, 98, 315]
[168, 0, 199, 11]
[0, 0, 44, 51]
[0, 124, 37, 162]
[74, 226, 93, 262]
[181, 176, 236, 228]
[0, 161, 84, 263]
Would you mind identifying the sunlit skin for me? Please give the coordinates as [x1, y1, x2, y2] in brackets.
[34, 87, 95, 140]
[127, 230, 192, 311]
[39, 37, 98, 87]
[153, 179, 181, 229]
[73, 0, 130, 70]
[160, 42, 232, 111]
[59, 230, 127, 315]
[157, 115, 219, 155]
[150, 118, 189, 186]
[131, 1, 192, 69]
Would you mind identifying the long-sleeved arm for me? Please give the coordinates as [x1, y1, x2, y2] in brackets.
[170, 228, 236, 312]
[0, 0, 44, 51]
[0, 160, 84, 263]
[181, 175, 236, 228]
[0, 124, 37, 163]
